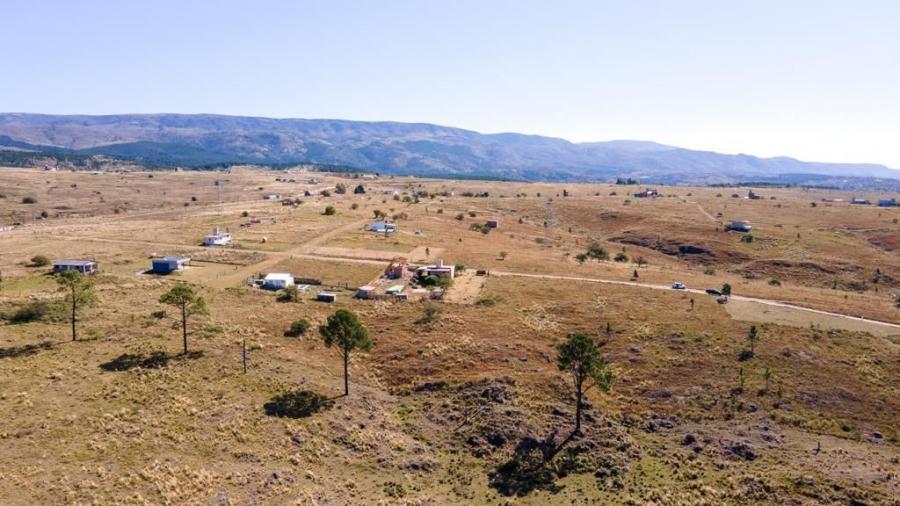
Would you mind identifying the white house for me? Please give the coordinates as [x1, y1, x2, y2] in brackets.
[263, 273, 295, 290]
[418, 259, 455, 278]
[370, 221, 397, 233]
[203, 228, 232, 246]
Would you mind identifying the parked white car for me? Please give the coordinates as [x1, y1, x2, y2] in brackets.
[671, 282, 686, 290]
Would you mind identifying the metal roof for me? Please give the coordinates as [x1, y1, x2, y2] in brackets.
[54, 259, 96, 266]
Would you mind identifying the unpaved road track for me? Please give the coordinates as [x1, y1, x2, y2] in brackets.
[491, 270, 900, 333]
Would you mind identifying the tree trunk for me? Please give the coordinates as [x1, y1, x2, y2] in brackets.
[575, 387, 583, 435]
[343, 349, 350, 396]
[71, 294, 77, 342]
[182, 303, 188, 354]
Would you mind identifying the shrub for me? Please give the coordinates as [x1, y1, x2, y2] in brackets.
[5, 300, 64, 324]
[30, 255, 51, 267]
[614, 252, 628, 262]
[470, 223, 490, 234]
[323, 206, 336, 216]
[421, 274, 441, 286]
[740, 234, 754, 243]
[454, 263, 466, 272]
[456, 213, 465, 221]
[468, 211, 477, 217]
[285, 318, 311, 337]
[703, 266, 716, 275]
[721, 283, 732, 296]
[320, 189, 331, 197]
[150, 310, 167, 319]
[241, 211, 249, 217]
[476, 293, 502, 306]
[334, 183, 347, 194]
[21, 196, 37, 204]
[575, 253, 588, 263]
[350, 203, 359, 210]
[586, 242, 609, 260]
[768, 278, 782, 286]
[277, 285, 301, 302]
[264, 390, 333, 418]
[417, 303, 442, 324]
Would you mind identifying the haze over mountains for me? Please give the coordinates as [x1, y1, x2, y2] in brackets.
[1, 113, 898, 188]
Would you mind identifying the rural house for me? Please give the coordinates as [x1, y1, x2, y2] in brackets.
[203, 228, 232, 246]
[53, 259, 98, 275]
[263, 273, 295, 290]
[634, 188, 659, 198]
[417, 259, 455, 278]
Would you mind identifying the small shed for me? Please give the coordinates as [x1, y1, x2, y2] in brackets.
[877, 198, 896, 207]
[263, 273, 295, 290]
[151, 256, 190, 274]
[53, 260, 98, 275]
[317, 292, 336, 303]
[370, 221, 397, 233]
[486, 219, 500, 228]
[356, 285, 376, 299]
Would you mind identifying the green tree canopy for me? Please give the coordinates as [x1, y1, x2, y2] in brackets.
[56, 270, 97, 341]
[557, 333, 613, 435]
[319, 309, 372, 396]
[159, 283, 208, 354]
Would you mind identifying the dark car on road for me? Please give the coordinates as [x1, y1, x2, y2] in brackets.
[706, 288, 722, 296]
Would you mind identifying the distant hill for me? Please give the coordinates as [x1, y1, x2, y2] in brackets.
[1, 113, 898, 188]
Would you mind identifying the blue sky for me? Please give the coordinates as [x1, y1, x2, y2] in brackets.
[3, 0, 899, 167]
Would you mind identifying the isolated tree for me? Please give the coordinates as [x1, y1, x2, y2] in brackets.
[159, 283, 208, 354]
[373, 209, 384, 219]
[763, 367, 772, 392]
[747, 325, 759, 354]
[323, 205, 336, 215]
[556, 334, 614, 435]
[319, 309, 372, 396]
[334, 183, 347, 194]
[56, 270, 97, 341]
[721, 283, 732, 296]
[635, 256, 647, 268]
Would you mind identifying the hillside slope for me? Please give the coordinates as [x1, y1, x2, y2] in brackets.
[1, 113, 897, 185]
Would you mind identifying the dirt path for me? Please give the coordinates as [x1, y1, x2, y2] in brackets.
[491, 270, 900, 334]
[689, 201, 718, 223]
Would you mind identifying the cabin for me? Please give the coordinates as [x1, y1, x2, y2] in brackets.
[203, 228, 232, 246]
[726, 220, 752, 232]
[418, 259, 455, 278]
[486, 219, 500, 229]
[151, 256, 190, 274]
[263, 273, 295, 290]
[370, 221, 397, 233]
[53, 259, 98, 275]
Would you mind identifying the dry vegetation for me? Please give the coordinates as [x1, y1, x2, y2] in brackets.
[1, 167, 898, 504]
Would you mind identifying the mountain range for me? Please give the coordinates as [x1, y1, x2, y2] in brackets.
[1, 113, 898, 189]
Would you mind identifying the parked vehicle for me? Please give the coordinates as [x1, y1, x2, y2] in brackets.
[717, 296, 729, 304]
[671, 282, 686, 290]
[706, 288, 722, 296]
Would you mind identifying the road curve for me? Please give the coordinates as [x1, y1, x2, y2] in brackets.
[491, 270, 900, 331]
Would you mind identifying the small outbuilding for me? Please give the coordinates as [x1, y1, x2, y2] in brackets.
[151, 256, 190, 274]
[370, 221, 397, 233]
[486, 219, 500, 228]
[877, 198, 897, 207]
[317, 292, 336, 303]
[356, 285, 376, 299]
[53, 260, 98, 275]
[263, 273, 295, 290]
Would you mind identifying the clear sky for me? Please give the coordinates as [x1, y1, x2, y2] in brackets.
[3, 0, 899, 167]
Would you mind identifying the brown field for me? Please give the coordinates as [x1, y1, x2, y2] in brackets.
[1, 167, 898, 505]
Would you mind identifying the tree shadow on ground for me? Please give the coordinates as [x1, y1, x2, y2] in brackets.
[0, 341, 53, 359]
[488, 431, 567, 497]
[100, 350, 203, 371]
[264, 390, 334, 418]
